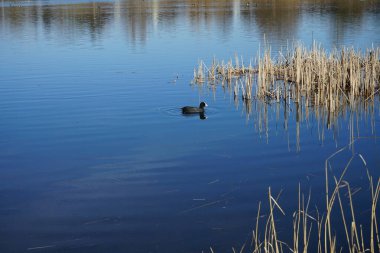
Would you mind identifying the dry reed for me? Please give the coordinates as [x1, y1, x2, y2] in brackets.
[192, 42, 379, 148]
[193, 42, 380, 111]
[196, 43, 380, 252]
[211, 151, 380, 253]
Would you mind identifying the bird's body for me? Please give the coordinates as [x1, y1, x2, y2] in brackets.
[181, 102, 208, 114]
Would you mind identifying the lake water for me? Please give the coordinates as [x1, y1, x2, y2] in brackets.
[0, 1, 379, 252]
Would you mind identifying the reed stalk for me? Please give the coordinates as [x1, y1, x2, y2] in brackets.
[210, 152, 379, 253]
[193, 42, 380, 111]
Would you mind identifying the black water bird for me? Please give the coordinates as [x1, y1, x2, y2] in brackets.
[181, 102, 208, 114]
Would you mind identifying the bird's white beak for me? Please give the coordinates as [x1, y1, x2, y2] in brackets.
[205, 103, 208, 107]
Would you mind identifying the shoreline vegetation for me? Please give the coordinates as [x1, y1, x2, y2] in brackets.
[193, 42, 380, 108]
[192, 42, 379, 149]
[197, 43, 380, 252]
[211, 150, 380, 253]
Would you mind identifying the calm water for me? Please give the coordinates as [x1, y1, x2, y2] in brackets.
[0, 0, 379, 252]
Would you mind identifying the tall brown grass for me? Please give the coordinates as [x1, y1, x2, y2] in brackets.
[193, 42, 380, 110]
[210, 150, 380, 253]
[192, 42, 379, 148]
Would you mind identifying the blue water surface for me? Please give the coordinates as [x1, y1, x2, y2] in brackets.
[0, 1, 379, 252]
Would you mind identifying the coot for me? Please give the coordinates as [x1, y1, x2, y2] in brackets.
[181, 102, 208, 114]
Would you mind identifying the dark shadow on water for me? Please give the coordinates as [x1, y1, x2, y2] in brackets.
[181, 111, 207, 120]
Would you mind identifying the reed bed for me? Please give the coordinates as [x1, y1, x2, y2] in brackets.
[210, 151, 380, 253]
[192, 45, 379, 150]
[193, 42, 380, 111]
[193, 43, 380, 252]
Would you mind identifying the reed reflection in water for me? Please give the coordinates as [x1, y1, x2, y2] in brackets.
[192, 44, 379, 152]
[196, 85, 378, 152]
